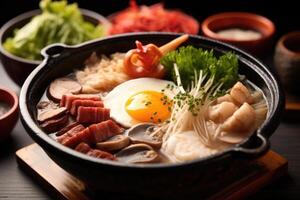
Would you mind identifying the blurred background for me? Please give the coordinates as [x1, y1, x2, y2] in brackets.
[1, 0, 299, 39]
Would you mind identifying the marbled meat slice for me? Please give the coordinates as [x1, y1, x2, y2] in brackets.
[56, 122, 80, 136]
[56, 124, 85, 144]
[60, 120, 123, 148]
[70, 100, 104, 115]
[60, 94, 101, 109]
[76, 107, 110, 124]
[89, 119, 124, 142]
[75, 142, 115, 160]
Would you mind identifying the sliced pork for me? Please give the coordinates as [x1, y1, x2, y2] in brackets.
[59, 120, 124, 148]
[76, 107, 110, 124]
[75, 143, 115, 160]
[70, 100, 104, 115]
[56, 122, 80, 136]
[89, 119, 124, 142]
[60, 94, 101, 109]
[56, 124, 85, 144]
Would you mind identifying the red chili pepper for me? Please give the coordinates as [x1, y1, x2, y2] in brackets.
[124, 40, 165, 78]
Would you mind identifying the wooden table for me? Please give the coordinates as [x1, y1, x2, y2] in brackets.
[0, 62, 299, 200]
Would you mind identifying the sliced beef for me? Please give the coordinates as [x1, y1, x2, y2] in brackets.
[70, 100, 104, 115]
[60, 94, 101, 109]
[56, 122, 80, 136]
[89, 119, 124, 142]
[59, 120, 123, 148]
[56, 124, 85, 144]
[76, 107, 110, 124]
[74, 142, 91, 153]
[75, 142, 115, 160]
[62, 128, 94, 147]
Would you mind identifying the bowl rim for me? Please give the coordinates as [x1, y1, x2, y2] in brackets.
[0, 86, 18, 121]
[0, 8, 110, 65]
[276, 31, 300, 56]
[201, 12, 275, 43]
[20, 32, 284, 170]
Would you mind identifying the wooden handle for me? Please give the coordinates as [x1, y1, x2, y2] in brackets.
[159, 34, 189, 55]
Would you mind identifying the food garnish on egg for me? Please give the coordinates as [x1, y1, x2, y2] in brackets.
[103, 77, 178, 127]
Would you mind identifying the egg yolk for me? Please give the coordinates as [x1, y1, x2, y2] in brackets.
[125, 91, 172, 123]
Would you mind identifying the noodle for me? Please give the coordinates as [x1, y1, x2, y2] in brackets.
[76, 53, 130, 93]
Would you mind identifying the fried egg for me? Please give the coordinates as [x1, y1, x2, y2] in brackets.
[103, 78, 177, 127]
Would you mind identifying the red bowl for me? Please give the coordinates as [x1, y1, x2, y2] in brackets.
[201, 12, 275, 56]
[0, 87, 18, 140]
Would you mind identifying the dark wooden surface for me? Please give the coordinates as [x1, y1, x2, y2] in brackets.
[15, 143, 288, 200]
[0, 61, 300, 200]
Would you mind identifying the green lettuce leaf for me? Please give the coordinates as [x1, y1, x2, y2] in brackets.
[160, 45, 239, 91]
[3, 0, 104, 60]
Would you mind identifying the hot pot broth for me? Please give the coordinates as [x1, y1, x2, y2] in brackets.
[35, 35, 268, 164]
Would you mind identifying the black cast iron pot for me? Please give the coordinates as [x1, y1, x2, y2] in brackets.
[19, 33, 284, 199]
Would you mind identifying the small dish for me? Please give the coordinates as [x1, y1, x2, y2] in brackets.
[274, 31, 300, 94]
[201, 12, 275, 56]
[0, 86, 18, 140]
[0, 9, 110, 86]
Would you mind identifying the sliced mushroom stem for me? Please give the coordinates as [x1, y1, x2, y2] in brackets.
[96, 135, 130, 151]
[126, 123, 163, 149]
[159, 34, 189, 55]
[37, 107, 67, 123]
[115, 144, 160, 164]
[40, 114, 69, 133]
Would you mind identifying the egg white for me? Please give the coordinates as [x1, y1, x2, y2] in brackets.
[103, 78, 178, 127]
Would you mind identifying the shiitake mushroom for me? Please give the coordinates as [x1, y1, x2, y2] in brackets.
[36, 100, 69, 133]
[115, 144, 160, 164]
[96, 135, 130, 151]
[37, 107, 67, 123]
[47, 78, 82, 102]
[126, 123, 163, 149]
[40, 114, 69, 133]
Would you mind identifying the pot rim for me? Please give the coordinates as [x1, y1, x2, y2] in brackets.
[276, 31, 300, 56]
[201, 12, 275, 43]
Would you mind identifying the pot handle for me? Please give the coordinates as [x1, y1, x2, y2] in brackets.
[233, 132, 270, 158]
[41, 43, 73, 59]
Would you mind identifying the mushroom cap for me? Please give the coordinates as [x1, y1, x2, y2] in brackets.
[126, 123, 163, 149]
[47, 78, 82, 102]
[115, 143, 160, 164]
[96, 135, 130, 151]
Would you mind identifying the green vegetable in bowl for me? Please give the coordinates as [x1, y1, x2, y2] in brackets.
[3, 0, 105, 60]
[160, 46, 238, 91]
